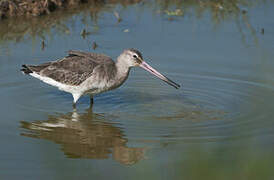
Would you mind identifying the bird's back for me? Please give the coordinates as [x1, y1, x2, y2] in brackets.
[22, 50, 116, 86]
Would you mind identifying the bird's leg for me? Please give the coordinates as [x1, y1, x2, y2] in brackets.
[90, 96, 94, 109]
[72, 102, 76, 110]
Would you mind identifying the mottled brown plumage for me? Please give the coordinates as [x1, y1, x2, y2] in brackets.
[24, 50, 116, 86]
[21, 49, 180, 108]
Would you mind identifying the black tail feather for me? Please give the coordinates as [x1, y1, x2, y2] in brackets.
[21, 64, 33, 74]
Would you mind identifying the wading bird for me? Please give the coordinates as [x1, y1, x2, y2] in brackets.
[21, 49, 180, 108]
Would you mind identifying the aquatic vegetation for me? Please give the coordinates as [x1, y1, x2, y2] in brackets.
[92, 41, 97, 50]
[0, 0, 141, 46]
[165, 9, 183, 16]
[0, 0, 269, 47]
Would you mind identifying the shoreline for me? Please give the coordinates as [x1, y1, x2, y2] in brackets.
[0, 0, 105, 20]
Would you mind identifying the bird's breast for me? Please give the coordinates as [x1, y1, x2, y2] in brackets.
[80, 68, 129, 95]
[80, 75, 123, 95]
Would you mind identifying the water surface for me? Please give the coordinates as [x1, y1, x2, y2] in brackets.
[1, 1, 274, 179]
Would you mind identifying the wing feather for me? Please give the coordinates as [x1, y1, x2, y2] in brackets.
[26, 50, 116, 86]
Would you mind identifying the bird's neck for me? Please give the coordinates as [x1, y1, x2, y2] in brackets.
[115, 59, 130, 82]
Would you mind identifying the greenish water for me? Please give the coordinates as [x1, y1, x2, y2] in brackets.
[1, 1, 274, 179]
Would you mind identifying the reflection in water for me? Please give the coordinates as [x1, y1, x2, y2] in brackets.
[164, 147, 274, 180]
[0, 2, 103, 45]
[20, 109, 144, 165]
[0, 0, 268, 48]
[0, 0, 142, 46]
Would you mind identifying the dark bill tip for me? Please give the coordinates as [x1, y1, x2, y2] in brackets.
[164, 76, 181, 89]
[139, 61, 181, 89]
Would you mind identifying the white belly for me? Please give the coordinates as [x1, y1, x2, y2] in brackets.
[30, 72, 126, 103]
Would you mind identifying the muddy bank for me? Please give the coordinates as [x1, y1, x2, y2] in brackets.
[0, 0, 142, 45]
[0, 0, 140, 19]
[0, 0, 265, 47]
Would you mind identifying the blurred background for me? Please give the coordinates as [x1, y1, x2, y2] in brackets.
[0, 0, 274, 179]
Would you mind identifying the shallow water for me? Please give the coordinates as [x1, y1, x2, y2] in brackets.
[1, 1, 274, 179]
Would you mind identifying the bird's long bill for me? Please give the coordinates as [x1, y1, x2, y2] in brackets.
[139, 61, 180, 89]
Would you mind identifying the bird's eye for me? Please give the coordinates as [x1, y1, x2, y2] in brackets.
[133, 55, 137, 58]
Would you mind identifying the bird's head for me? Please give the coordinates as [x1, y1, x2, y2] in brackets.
[119, 48, 180, 89]
[119, 48, 144, 67]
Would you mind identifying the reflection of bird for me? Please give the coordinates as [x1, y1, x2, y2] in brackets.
[21, 49, 180, 108]
[20, 109, 144, 165]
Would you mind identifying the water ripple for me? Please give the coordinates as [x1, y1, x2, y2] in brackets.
[96, 72, 274, 143]
[8, 70, 274, 143]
